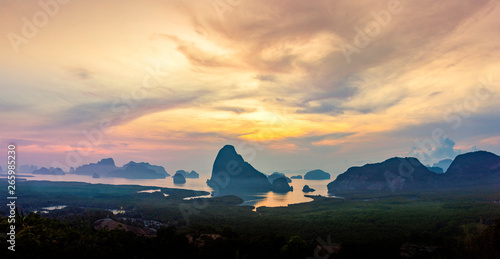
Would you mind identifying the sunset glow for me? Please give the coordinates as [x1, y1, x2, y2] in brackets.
[1, 0, 499, 175]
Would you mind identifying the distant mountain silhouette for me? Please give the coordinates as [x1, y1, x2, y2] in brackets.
[173, 172, 186, 184]
[432, 159, 453, 171]
[0, 166, 2, 172]
[271, 177, 293, 193]
[32, 167, 65, 175]
[426, 166, 444, 174]
[268, 172, 292, 183]
[75, 159, 168, 179]
[76, 158, 117, 176]
[327, 157, 438, 194]
[302, 185, 315, 193]
[290, 175, 302, 179]
[327, 151, 500, 194]
[124, 162, 170, 177]
[175, 170, 199, 178]
[207, 145, 272, 195]
[304, 169, 330, 180]
[107, 162, 166, 179]
[92, 173, 100, 178]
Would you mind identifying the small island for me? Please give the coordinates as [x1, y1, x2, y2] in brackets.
[267, 172, 292, 183]
[271, 177, 293, 193]
[302, 185, 315, 193]
[173, 172, 186, 184]
[304, 169, 330, 180]
[175, 170, 199, 179]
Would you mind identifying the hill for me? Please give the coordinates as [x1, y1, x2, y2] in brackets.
[444, 151, 500, 185]
[327, 151, 500, 194]
[327, 157, 439, 194]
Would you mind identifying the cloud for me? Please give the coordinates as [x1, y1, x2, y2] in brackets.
[296, 101, 344, 115]
[280, 132, 356, 152]
[0, 138, 49, 147]
[162, 34, 238, 69]
[1, 0, 499, 172]
[410, 137, 478, 165]
[47, 90, 209, 130]
[68, 67, 92, 80]
[175, 0, 496, 117]
[0, 100, 32, 113]
[306, 132, 356, 145]
[213, 106, 257, 114]
[254, 74, 276, 82]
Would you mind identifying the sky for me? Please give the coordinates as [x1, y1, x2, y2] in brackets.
[1, 0, 499, 177]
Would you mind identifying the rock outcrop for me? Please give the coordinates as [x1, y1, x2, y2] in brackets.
[302, 185, 315, 193]
[173, 172, 186, 184]
[268, 172, 292, 183]
[176, 170, 199, 178]
[207, 145, 272, 195]
[271, 177, 293, 193]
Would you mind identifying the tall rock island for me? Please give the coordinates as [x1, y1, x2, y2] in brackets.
[207, 145, 272, 195]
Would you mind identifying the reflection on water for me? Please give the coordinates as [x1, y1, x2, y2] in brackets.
[137, 189, 170, 197]
[110, 209, 126, 215]
[34, 205, 67, 214]
[137, 189, 162, 193]
[183, 194, 212, 200]
[241, 191, 313, 209]
[222, 179, 335, 209]
[42, 205, 67, 210]
[25, 174, 336, 209]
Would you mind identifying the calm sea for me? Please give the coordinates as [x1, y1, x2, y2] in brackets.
[22, 174, 338, 208]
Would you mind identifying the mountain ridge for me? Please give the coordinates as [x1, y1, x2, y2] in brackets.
[327, 150, 500, 194]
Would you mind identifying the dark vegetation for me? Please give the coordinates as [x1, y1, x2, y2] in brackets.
[0, 180, 499, 258]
